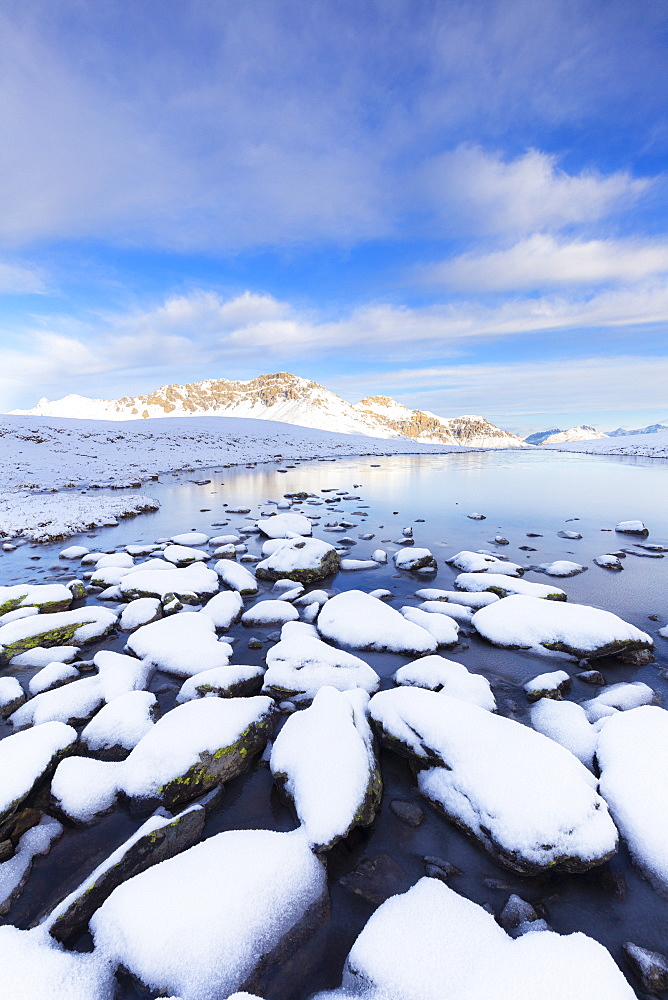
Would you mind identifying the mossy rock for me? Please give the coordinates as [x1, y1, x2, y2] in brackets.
[542, 637, 654, 660]
[256, 548, 340, 585]
[486, 586, 566, 601]
[155, 714, 276, 811]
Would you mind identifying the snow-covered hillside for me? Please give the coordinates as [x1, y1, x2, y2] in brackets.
[542, 429, 668, 459]
[525, 425, 608, 445]
[11, 372, 522, 448]
[0, 413, 464, 540]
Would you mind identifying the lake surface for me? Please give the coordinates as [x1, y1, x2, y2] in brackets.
[1, 449, 667, 998]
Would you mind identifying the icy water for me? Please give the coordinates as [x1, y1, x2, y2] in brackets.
[2, 449, 668, 998]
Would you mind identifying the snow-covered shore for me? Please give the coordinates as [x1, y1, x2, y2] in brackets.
[542, 429, 668, 459]
[0, 414, 462, 541]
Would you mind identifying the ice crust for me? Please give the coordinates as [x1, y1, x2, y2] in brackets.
[369, 687, 618, 872]
[270, 687, 379, 849]
[318, 590, 437, 655]
[91, 828, 326, 1000]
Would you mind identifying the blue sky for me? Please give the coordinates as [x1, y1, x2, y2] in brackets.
[1, 0, 668, 434]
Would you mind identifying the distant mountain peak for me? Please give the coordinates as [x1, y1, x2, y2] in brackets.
[11, 372, 523, 448]
[524, 425, 608, 445]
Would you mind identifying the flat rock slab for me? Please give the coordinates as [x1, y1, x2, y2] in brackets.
[455, 573, 566, 600]
[369, 686, 618, 874]
[120, 563, 219, 602]
[471, 595, 653, 660]
[46, 804, 205, 945]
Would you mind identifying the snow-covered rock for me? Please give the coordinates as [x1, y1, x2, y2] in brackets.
[263, 622, 380, 703]
[615, 520, 648, 535]
[28, 663, 79, 696]
[120, 563, 219, 602]
[171, 531, 209, 545]
[0, 815, 63, 914]
[393, 548, 437, 572]
[594, 554, 624, 570]
[241, 600, 300, 627]
[0, 583, 73, 615]
[11, 645, 79, 667]
[369, 687, 618, 873]
[418, 599, 473, 622]
[0, 676, 26, 717]
[10, 651, 152, 729]
[118, 597, 162, 631]
[0, 606, 117, 661]
[472, 595, 653, 660]
[255, 537, 339, 583]
[582, 682, 655, 722]
[313, 877, 634, 1000]
[318, 590, 437, 656]
[45, 805, 205, 947]
[0, 721, 77, 825]
[446, 551, 522, 576]
[270, 687, 381, 850]
[0, 924, 113, 1000]
[524, 670, 571, 702]
[456, 573, 566, 600]
[80, 691, 158, 755]
[530, 699, 598, 769]
[199, 591, 244, 629]
[393, 655, 495, 711]
[256, 512, 312, 538]
[215, 560, 259, 595]
[51, 696, 275, 822]
[163, 544, 209, 565]
[127, 611, 233, 677]
[340, 558, 381, 571]
[177, 665, 265, 702]
[538, 561, 586, 577]
[415, 588, 500, 608]
[400, 607, 459, 647]
[91, 829, 327, 1000]
[597, 706, 668, 889]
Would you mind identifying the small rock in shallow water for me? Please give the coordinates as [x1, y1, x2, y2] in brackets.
[338, 852, 408, 904]
[389, 799, 424, 827]
[498, 894, 543, 936]
[577, 669, 606, 685]
[623, 941, 668, 993]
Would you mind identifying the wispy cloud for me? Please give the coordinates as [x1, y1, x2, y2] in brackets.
[425, 235, 668, 291]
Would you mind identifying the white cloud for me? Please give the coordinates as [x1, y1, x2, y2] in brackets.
[427, 234, 668, 291]
[3, 279, 668, 408]
[423, 146, 650, 237]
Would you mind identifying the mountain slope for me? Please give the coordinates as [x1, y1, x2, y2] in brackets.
[355, 396, 523, 448]
[11, 372, 522, 447]
[607, 423, 668, 437]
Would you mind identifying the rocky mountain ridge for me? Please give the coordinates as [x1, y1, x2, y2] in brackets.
[11, 372, 523, 449]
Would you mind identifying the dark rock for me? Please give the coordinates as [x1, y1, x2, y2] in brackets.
[624, 942, 668, 993]
[577, 670, 606, 685]
[422, 855, 460, 881]
[519, 545, 536, 551]
[247, 638, 263, 649]
[389, 799, 424, 827]
[339, 852, 408, 904]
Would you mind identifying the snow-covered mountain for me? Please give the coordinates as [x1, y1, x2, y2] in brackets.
[524, 425, 608, 445]
[11, 373, 524, 448]
[607, 423, 668, 437]
[354, 395, 522, 448]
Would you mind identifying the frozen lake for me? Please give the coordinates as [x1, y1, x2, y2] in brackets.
[1, 449, 667, 998]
